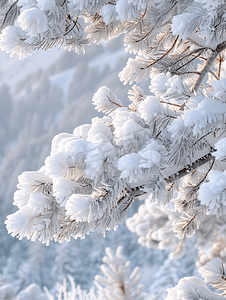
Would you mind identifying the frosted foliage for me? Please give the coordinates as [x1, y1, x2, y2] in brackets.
[53, 277, 98, 300]
[17, 8, 48, 38]
[201, 258, 226, 294]
[65, 194, 91, 222]
[115, 0, 140, 22]
[167, 117, 184, 138]
[0, 26, 32, 59]
[37, 0, 56, 12]
[214, 138, 226, 160]
[127, 0, 150, 11]
[138, 96, 164, 123]
[166, 277, 223, 300]
[13, 171, 51, 209]
[184, 97, 226, 135]
[167, 258, 226, 300]
[118, 153, 142, 183]
[73, 125, 92, 140]
[92, 86, 123, 116]
[0, 0, 225, 59]
[7, 75, 226, 245]
[112, 108, 142, 139]
[100, 4, 117, 25]
[118, 139, 164, 183]
[87, 117, 112, 143]
[126, 201, 185, 259]
[4, 0, 226, 293]
[171, 13, 201, 41]
[94, 246, 145, 300]
[150, 73, 171, 98]
[211, 79, 226, 103]
[198, 170, 226, 216]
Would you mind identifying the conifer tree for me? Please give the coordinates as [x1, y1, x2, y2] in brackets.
[2, 0, 226, 298]
[94, 246, 145, 300]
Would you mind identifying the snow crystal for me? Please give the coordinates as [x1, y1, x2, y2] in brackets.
[57, 137, 89, 154]
[167, 117, 184, 138]
[211, 79, 226, 101]
[37, 0, 56, 11]
[101, 4, 117, 25]
[139, 139, 164, 168]
[45, 152, 69, 178]
[184, 97, 226, 135]
[201, 257, 224, 285]
[87, 117, 112, 144]
[65, 194, 90, 222]
[118, 153, 142, 183]
[150, 73, 170, 98]
[138, 96, 162, 123]
[171, 13, 199, 40]
[118, 139, 163, 183]
[13, 171, 51, 208]
[73, 124, 92, 140]
[85, 142, 115, 180]
[116, 0, 138, 21]
[164, 76, 184, 97]
[0, 26, 32, 59]
[27, 193, 49, 215]
[166, 277, 223, 300]
[214, 138, 226, 160]
[113, 107, 142, 139]
[92, 86, 122, 115]
[5, 206, 32, 239]
[50, 133, 75, 155]
[53, 178, 82, 207]
[17, 7, 48, 38]
[198, 170, 226, 216]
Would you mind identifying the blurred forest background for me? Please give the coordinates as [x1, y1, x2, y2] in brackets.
[0, 37, 197, 297]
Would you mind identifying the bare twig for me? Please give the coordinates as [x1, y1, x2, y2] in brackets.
[1, 0, 19, 29]
[197, 158, 215, 186]
[141, 36, 179, 69]
[160, 100, 181, 107]
[182, 214, 197, 231]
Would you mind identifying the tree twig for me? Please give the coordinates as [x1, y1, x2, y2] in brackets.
[141, 36, 179, 69]
[218, 54, 224, 79]
[192, 41, 226, 93]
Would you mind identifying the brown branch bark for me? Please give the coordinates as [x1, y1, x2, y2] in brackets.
[166, 153, 215, 183]
[192, 41, 226, 93]
[218, 54, 224, 79]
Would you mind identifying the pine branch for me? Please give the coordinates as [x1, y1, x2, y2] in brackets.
[0, 0, 19, 29]
[141, 35, 179, 70]
[167, 153, 215, 183]
[192, 41, 226, 93]
[209, 69, 219, 80]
